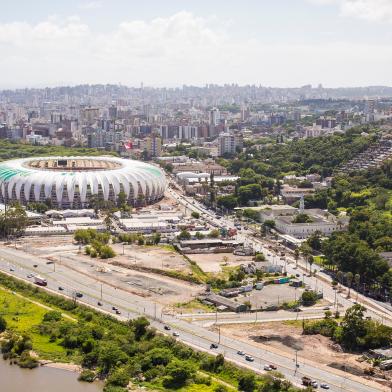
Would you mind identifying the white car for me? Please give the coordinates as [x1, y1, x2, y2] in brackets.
[264, 364, 272, 371]
[237, 350, 245, 356]
[320, 384, 330, 389]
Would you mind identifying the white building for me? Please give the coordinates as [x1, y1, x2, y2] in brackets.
[218, 132, 243, 156]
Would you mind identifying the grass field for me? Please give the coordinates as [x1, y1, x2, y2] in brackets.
[0, 287, 77, 362]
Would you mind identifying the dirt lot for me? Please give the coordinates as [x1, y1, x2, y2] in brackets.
[15, 236, 202, 306]
[237, 284, 305, 308]
[189, 253, 252, 273]
[216, 321, 382, 379]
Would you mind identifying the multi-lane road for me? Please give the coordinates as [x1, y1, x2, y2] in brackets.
[0, 183, 389, 391]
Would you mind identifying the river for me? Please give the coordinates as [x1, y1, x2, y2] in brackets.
[0, 359, 103, 392]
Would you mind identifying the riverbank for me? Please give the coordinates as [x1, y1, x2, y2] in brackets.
[0, 358, 103, 392]
[39, 360, 81, 373]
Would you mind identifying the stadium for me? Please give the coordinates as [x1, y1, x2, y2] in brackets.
[0, 156, 166, 209]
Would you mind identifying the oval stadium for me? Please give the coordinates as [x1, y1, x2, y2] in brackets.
[0, 156, 166, 209]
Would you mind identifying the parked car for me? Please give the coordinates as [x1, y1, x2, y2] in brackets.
[27, 274, 34, 278]
[75, 292, 83, 298]
[112, 306, 118, 311]
[115, 310, 121, 315]
[97, 301, 103, 306]
[269, 364, 277, 370]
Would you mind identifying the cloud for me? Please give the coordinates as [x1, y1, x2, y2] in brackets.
[78, 1, 102, 10]
[0, 11, 391, 88]
[309, 0, 392, 23]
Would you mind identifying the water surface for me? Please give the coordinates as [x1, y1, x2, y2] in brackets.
[0, 359, 103, 392]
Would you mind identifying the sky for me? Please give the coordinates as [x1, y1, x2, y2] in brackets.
[0, 0, 391, 89]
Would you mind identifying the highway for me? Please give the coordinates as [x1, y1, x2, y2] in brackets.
[0, 245, 386, 391]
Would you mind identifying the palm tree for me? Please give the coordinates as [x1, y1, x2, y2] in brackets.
[336, 270, 344, 289]
[354, 273, 361, 301]
[294, 247, 300, 269]
[308, 255, 314, 276]
[345, 272, 353, 298]
[300, 243, 312, 273]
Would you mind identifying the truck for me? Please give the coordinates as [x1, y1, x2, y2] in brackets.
[34, 276, 47, 286]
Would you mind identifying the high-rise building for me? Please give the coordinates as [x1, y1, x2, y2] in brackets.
[209, 107, 220, 127]
[145, 134, 162, 157]
[218, 132, 243, 156]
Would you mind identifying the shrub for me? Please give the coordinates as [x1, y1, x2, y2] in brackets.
[18, 351, 38, 369]
[0, 315, 7, 332]
[301, 290, 318, 306]
[78, 370, 96, 382]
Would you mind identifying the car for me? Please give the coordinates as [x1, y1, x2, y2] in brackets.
[311, 381, 318, 388]
[97, 301, 103, 306]
[323, 306, 330, 310]
[115, 310, 121, 315]
[58, 286, 64, 291]
[164, 325, 171, 331]
[295, 273, 300, 277]
[263, 364, 272, 371]
[9, 267, 14, 271]
[46, 261, 54, 265]
[112, 306, 118, 311]
[172, 332, 179, 337]
[33, 264, 38, 268]
[210, 343, 218, 349]
[320, 384, 330, 390]
[269, 364, 277, 370]
[245, 355, 254, 362]
[27, 274, 34, 278]
[237, 350, 245, 356]
[75, 292, 83, 298]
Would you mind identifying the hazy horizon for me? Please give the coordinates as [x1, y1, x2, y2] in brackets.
[1, 0, 392, 89]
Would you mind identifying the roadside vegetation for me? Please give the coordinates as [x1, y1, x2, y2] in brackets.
[303, 305, 392, 352]
[0, 273, 304, 392]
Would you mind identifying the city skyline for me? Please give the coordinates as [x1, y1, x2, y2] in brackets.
[1, 0, 392, 89]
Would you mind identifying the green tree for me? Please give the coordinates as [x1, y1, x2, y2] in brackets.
[301, 290, 318, 306]
[217, 195, 238, 210]
[0, 315, 6, 332]
[345, 272, 354, 298]
[177, 230, 191, 240]
[132, 317, 150, 340]
[162, 359, 195, 388]
[238, 373, 256, 392]
[191, 211, 200, 219]
[294, 247, 300, 268]
[338, 304, 367, 351]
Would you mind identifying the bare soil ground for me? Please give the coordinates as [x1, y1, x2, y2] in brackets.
[217, 321, 368, 375]
[189, 253, 252, 273]
[15, 236, 202, 306]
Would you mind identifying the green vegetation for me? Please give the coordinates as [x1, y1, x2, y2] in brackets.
[74, 229, 116, 259]
[292, 213, 313, 224]
[0, 140, 118, 162]
[304, 304, 392, 352]
[0, 273, 303, 392]
[300, 290, 318, 306]
[191, 211, 200, 219]
[0, 202, 28, 238]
